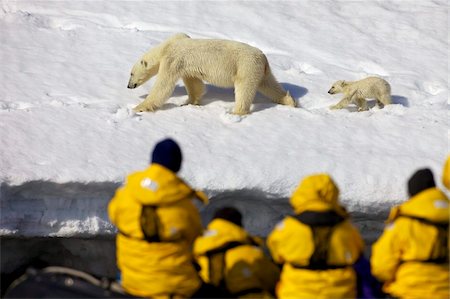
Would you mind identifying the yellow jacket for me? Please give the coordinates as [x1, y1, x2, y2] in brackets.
[267, 174, 364, 299]
[443, 155, 450, 190]
[193, 218, 280, 298]
[371, 188, 449, 299]
[108, 164, 208, 298]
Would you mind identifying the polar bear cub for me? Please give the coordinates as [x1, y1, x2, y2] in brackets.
[328, 77, 391, 111]
[128, 33, 295, 115]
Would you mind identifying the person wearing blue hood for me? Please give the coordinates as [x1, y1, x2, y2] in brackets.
[108, 138, 209, 298]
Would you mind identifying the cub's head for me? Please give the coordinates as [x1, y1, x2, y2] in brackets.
[328, 80, 347, 94]
[127, 58, 159, 89]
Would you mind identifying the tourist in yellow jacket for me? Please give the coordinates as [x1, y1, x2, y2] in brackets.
[267, 174, 364, 299]
[193, 207, 280, 298]
[371, 168, 449, 299]
[108, 138, 208, 298]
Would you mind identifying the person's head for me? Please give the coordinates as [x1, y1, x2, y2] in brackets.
[213, 207, 243, 227]
[407, 168, 436, 197]
[289, 173, 348, 216]
[151, 138, 182, 173]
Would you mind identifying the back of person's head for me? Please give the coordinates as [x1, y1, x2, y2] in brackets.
[151, 138, 182, 173]
[213, 207, 243, 227]
[408, 168, 436, 197]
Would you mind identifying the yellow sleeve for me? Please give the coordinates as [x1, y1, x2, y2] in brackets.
[108, 186, 126, 226]
[179, 200, 204, 245]
[266, 220, 288, 264]
[188, 202, 204, 243]
[267, 218, 315, 266]
[443, 155, 450, 190]
[371, 221, 402, 282]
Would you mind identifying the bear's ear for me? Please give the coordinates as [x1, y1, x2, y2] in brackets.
[141, 60, 148, 68]
[340, 81, 347, 87]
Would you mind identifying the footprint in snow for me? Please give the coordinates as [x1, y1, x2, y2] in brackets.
[422, 81, 445, 96]
[220, 112, 244, 123]
[357, 61, 389, 77]
[297, 63, 322, 75]
[0, 101, 34, 111]
[112, 105, 138, 120]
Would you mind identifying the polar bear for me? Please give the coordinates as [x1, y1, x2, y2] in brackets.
[127, 33, 296, 115]
[328, 77, 392, 111]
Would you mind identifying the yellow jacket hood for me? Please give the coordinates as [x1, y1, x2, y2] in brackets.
[194, 219, 249, 255]
[387, 188, 449, 224]
[268, 175, 364, 299]
[290, 174, 348, 217]
[127, 163, 208, 205]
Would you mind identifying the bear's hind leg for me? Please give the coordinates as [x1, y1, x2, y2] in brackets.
[258, 72, 296, 107]
[375, 99, 384, 108]
[378, 94, 392, 107]
[355, 97, 368, 111]
[183, 77, 205, 105]
[233, 79, 259, 115]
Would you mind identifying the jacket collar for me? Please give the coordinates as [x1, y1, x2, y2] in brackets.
[294, 210, 347, 227]
[387, 188, 449, 223]
[128, 164, 207, 205]
[194, 219, 250, 254]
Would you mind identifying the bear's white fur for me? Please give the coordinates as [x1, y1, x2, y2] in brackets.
[328, 77, 392, 111]
[128, 33, 295, 115]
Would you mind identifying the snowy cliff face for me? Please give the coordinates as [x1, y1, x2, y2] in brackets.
[0, 0, 448, 279]
[1, 186, 387, 279]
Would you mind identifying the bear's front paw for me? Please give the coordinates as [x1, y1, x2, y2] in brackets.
[133, 103, 155, 113]
[329, 104, 340, 110]
[182, 98, 201, 106]
[232, 109, 250, 116]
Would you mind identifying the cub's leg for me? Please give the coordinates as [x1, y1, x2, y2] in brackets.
[330, 96, 352, 110]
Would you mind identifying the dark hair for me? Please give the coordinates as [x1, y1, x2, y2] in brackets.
[407, 168, 436, 197]
[213, 207, 243, 227]
[151, 138, 182, 173]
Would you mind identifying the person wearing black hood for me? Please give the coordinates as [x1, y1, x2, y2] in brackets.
[371, 168, 449, 299]
[193, 207, 280, 298]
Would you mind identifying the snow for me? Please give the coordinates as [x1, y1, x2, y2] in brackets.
[1, 0, 448, 245]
